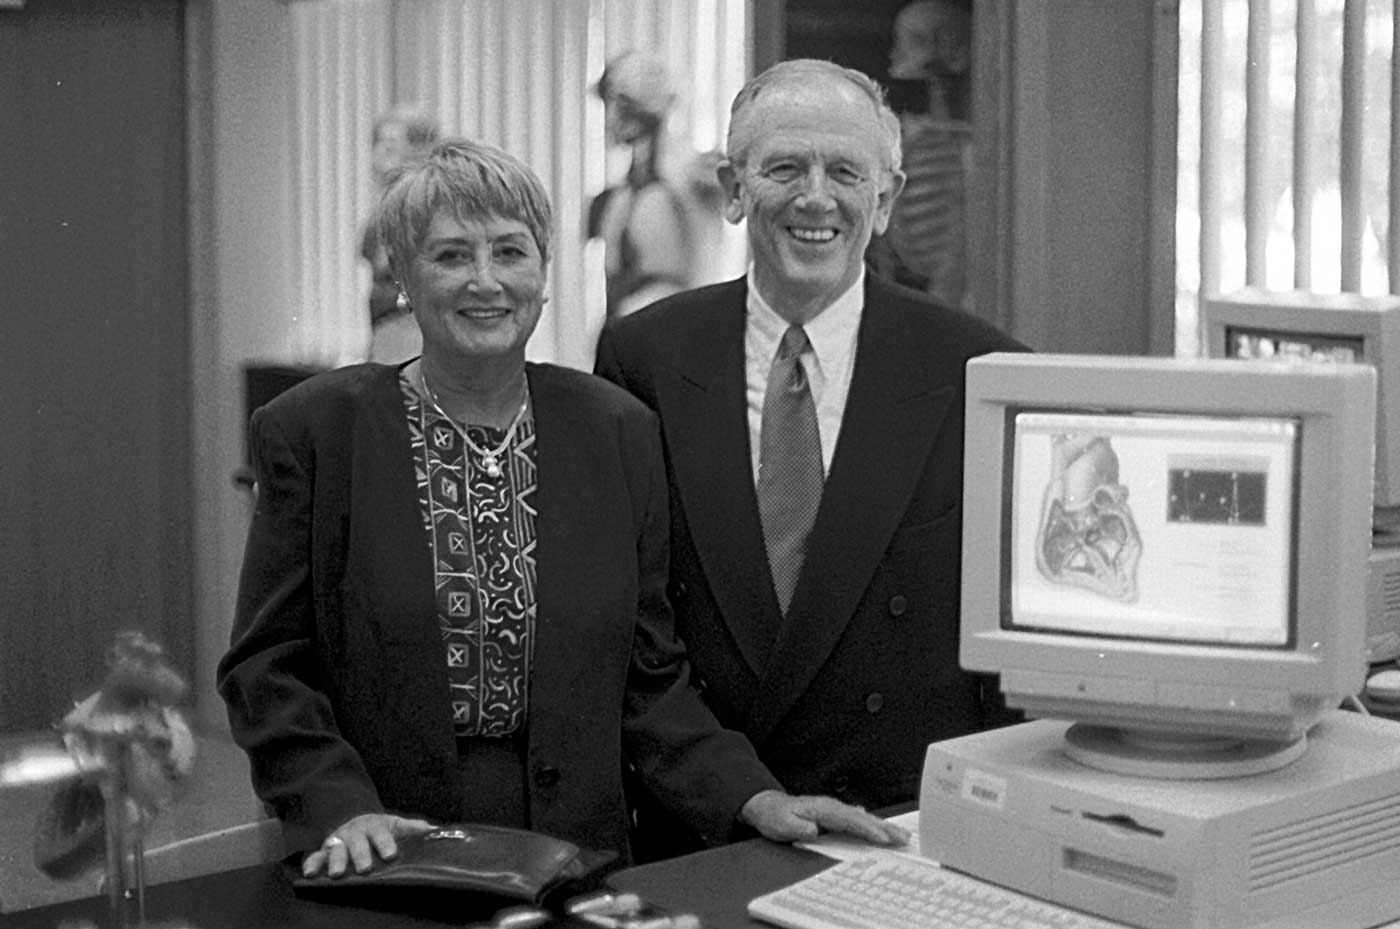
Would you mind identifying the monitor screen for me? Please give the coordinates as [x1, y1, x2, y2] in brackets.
[961, 354, 1376, 775]
[1009, 410, 1296, 647]
[1225, 327, 1363, 364]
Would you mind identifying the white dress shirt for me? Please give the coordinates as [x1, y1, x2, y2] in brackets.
[745, 269, 865, 482]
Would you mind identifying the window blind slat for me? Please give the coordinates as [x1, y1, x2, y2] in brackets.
[1293, 0, 1318, 289]
[1390, 5, 1400, 292]
[1340, 0, 1367, 291]
[1199, 0, 1225, 304]
[1245, 0, 1271, 286]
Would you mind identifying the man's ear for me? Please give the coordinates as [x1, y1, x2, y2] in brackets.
[870, 167, 907, 237]
[716, 160, 746, 225]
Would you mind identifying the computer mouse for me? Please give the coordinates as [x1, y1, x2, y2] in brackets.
[1365, 668, 1400, 704]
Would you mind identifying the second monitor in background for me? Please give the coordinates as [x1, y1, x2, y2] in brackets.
[1202, 288, 1400, 662]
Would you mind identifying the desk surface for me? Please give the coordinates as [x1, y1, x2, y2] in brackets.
[4, 838, 831, 929]
[610, 839, 831, 929]
[13, 839, 1400, 929]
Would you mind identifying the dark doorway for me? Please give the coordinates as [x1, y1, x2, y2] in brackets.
[0, 0, 193, 733]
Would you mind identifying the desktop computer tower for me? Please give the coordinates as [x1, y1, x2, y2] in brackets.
[920, 711, 1400, 929]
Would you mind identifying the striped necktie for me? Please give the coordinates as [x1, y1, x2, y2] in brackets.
[757, 326, 824, 614]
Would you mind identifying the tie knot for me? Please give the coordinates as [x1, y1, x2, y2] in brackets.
[779, 326, 810, 360]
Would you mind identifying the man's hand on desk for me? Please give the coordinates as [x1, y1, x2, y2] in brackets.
[301, 812, 436, 878]
[739, 790, 911, 847]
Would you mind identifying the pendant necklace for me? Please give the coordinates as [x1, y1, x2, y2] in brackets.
[419, 367, 529, 479]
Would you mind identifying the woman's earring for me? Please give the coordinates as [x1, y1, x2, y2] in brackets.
[396, 291, 411, 313]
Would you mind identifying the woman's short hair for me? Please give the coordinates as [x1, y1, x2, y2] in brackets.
[375, 138, 554, 280]
[725, 59, 903, 174]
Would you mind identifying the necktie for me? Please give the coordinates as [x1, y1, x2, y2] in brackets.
[757, 326, 824, 614]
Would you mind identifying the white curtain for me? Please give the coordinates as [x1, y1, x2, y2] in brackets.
[288, 0, 748, 370]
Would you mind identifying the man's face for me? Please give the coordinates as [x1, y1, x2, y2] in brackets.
[719, 78, 903, 319]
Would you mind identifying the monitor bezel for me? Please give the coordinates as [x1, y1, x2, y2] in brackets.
[961, 354, 1375, 739]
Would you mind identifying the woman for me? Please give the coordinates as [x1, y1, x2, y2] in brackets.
[218, 139, 902, 879]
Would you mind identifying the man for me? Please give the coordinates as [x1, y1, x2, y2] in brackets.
[595, 59, 1025, 851]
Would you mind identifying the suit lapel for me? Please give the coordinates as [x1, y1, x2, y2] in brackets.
[744, 283, 957, 744]
[659, 288, 785, 676]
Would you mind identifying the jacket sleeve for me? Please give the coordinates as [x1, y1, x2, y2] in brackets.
[616, 406, 783, 845]
[216, 404, 384, 854]
[592, 320, 625, 387]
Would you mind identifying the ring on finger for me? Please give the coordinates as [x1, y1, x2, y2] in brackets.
[322, 835, 346, 850]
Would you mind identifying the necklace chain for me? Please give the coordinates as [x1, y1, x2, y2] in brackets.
[418, 366, 529, 479]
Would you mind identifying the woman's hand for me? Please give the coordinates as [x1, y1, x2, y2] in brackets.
[301, 813, 437, 878]
[739, 790, 910, 847]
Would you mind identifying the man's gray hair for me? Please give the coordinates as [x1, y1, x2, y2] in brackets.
[725, 59, 903, 173]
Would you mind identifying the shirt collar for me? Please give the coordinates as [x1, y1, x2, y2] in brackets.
[745, 267, 865, 371]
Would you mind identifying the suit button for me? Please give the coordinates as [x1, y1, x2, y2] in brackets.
[534, 766, 561, 788]
[865, 692, 884, 714]
[888, 595, 908, 617]
[671, 581, 689, 600]
[833, 775, 850, 794]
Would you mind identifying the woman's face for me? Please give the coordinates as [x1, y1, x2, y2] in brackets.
[403, 207, 547, 365]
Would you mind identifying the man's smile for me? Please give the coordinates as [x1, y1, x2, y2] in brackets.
[788, 226, 838, 243]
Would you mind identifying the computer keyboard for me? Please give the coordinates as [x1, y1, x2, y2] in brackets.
[748, 854, 1120, 929]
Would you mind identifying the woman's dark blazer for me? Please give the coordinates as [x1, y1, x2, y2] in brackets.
[217, 361, 780, 859]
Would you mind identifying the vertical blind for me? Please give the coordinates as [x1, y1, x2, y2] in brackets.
[286, 0, 748, 369]
[1180, 0, 1397, 355]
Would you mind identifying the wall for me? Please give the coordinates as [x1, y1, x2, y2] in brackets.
[187, 0, 298, 731]
[988, 0, 1176, 355]
[1036, 0, 1175, 355]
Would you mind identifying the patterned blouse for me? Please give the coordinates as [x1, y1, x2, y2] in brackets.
[400, 376, 538, 738]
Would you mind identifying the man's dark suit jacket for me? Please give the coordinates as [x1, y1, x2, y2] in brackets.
[218, 362, 780, 861]
[595, 274, 1027, 823]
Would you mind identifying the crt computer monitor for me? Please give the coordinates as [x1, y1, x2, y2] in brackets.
[1201, 287, 1400, 524]
[960, 353, 1376, 777]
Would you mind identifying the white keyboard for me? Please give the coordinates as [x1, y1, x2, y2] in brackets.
[748, 854, 1119, 929]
